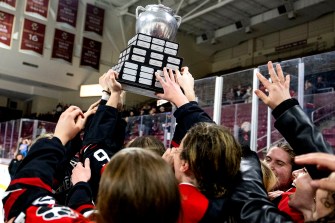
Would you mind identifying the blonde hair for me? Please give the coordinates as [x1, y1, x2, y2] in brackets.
[261, 160, 277, 192]
[32, 133, 54, 145]
[126, 136, 165, 156]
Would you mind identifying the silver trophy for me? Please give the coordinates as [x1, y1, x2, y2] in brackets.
[113, 4, 183, 98]
[136, 4, 181, 41]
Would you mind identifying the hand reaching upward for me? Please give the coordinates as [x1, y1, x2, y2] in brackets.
[178, 67, 196, 101]
[99, 72, 110, 93]
[106, 69, 122, 94]
[155, 68, 189, 108]
[105, 69, 122, 108]
[254, 61, 292, 110]
[54, 106, 84, 145]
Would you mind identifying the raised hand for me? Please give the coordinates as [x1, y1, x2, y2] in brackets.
[103, 69, 122, 108]
[106, 69, 122, 94]
[178, 67, 196, 101]
[155, 67, 189, 107]
[99, 72, 110, 92]
[54, 106, 84, 145]
[75, 99, 100, 129]
[254, 61, 292, 110]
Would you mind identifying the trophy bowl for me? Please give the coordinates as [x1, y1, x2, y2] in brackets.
[136, 4, 182, 41]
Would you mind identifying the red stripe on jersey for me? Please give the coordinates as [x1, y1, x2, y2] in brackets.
[76, 204, 95, 214]
[4, 188, 26, 219]
[10, 177, 52, 192]
[100, 164, 107, 174]
[81, 144, 97, 153]
[171, 140, 180, 148]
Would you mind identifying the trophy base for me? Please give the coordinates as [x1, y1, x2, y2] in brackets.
[120, 81, 162, 98]
[116, 60, 163, 98]
[112, 33, 183, 98]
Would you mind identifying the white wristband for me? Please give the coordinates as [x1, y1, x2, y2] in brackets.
[101, 91, 110, 100]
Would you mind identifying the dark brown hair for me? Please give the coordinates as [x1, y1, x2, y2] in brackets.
[180, 122, 242, 198]
[269, 142, 297, 170]
[271, 142, 295, 163]
[97, 148, 181, 223]
[313, 192, 335, 222]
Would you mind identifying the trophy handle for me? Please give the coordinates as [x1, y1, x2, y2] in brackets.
[136, 6, 146, 19]
[174, 15, 182, 27]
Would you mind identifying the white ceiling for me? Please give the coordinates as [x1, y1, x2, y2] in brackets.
[0, 0, 334, 101]
[108, 0, 335, 52]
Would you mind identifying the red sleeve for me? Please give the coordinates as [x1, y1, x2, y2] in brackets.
[2, 137, 65, 221]
[23, 196, 90, 223]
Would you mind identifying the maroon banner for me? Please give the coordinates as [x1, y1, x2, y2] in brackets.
[0, 0, 16, 8]
[51, 29, 75, 63]
[56, 0, 79, 28]
[0, 11, 14, 48]
[20, 19, 46, 55]
[80, 37, 101, 70]
[84, 3, 104, 36]
[25, 0, 49, 19]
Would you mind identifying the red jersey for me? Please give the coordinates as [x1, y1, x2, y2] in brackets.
[278, 187, 305, 223]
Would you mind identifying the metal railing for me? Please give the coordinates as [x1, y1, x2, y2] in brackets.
[311, 102, 335, 123]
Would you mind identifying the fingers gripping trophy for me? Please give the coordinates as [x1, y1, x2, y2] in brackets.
[112, 4, 183, 97]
